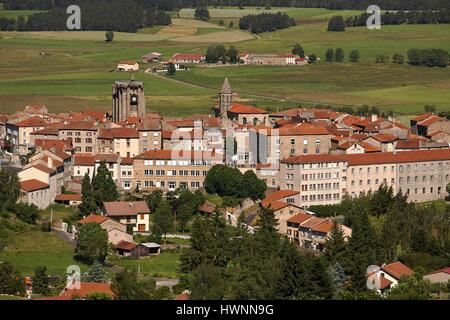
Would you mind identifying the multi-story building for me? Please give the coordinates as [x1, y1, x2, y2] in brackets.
[279, 149, 450, 207]
[137, 119, 162, 153]
[254, 123, 332, 162]
[286, 213, 352, 251]
[133, 150, 223, 192]
[6, 116, 50, 154]
[58, 121, 98, 154]
[97, 127, 140, 158]
[280, 154, 347, 207]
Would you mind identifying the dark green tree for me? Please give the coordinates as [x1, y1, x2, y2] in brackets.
[78, 173, 97, 214]
[177, 203, 195, 232]
[75, 222, 109, 264]
[105, 31, 114, 42]
[0, 261, 25, 296]
[190, 263, 225, 300]
[166, 62, 176, 76]
[325, 48, 334, 62]
[240, 170, 267, 200]
[349, 50, 360, 62]
[392, 53, 405, 64]
[111, 268, 155, 300]
[32, 266, 50, 296]
[324, 221, 348, 265]
[0, 169, 20, 210]
[226, 45, 239, 64]
[194, 7, 210, 21]
[151, 201, 173, 242]
[13, 203, 39, 224]
[327, 16, 346, 32]
[335, 48, 345, 62]
[292, 43, 305, 58]
[146, 189, 163, 212]
[92, 160, 119, 206]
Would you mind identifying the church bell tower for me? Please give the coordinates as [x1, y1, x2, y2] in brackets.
[112, 79, 146, 123]
[219, 78, 233, 119]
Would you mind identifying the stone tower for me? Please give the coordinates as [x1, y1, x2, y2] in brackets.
[112, 79, 146, 123]
[219, 78, 233, 119]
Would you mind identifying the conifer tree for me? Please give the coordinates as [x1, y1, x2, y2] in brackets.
[78, 173, 97, 214]
[92, 160, 119, 206]
[85, 261, 107, 283]
[324, 221, 348, 266]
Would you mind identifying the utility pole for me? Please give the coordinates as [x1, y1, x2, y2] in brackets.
[50, 208, 53, 233]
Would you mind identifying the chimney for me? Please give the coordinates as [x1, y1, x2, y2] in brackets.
[47, 157, 53, 168]
[129, 202, 133, 207]
[371, 114, 378, 122]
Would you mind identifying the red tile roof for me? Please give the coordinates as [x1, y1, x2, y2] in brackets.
[395, 140, 420, 150]
[116, 240, 137, 251]
[55, 194, 82, 202]
[103, 201, 150, 216]
[137, 119, 161, 131]
[31, 163, 56, 174]
[254, 123, 329, 136]
[20, 179, 49, 192]
[14, 116, 49, 127]
[425, 267, 450, 276]
[381, 261, 414, 280]
[228, 103, 267, 114]
[371, 133, 397, 143]
[283, 149, 450, 166]
[261, 200, 290, 211]
[74, 154, 95, 166]
[312, 219, 334, 233]
[263, 190, 299, 202]
[412, 113, 434, 122]
[63, 282, 114, 299]
[99, 127, 139, 139]
[419, 115, 441, 126]
[61, 121, 97, 131]
[173, 53, 205, 61]
[118, 60, 138, 65]
[79, 214, 110, 225]
[198, 201, 216, 214]
[287, 212, 312, 225]
[121, 157, 134, 165]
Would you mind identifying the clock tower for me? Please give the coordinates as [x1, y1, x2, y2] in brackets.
[112, 79, 146, 123]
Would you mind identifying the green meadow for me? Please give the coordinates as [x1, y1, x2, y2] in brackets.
[0, 7, 449, 116]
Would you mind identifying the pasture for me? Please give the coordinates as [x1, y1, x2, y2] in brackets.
[0, 7, 449, 116]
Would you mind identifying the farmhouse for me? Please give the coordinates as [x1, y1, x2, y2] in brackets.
[423, 267, 450, 284]
[117, 60, 140, 72]
[173, 53, 205, 64]
[102, 201, 151, 233]
[19, 179, 51, 210]
[247, 53, 298, 65]
[368, 261, 414, 294]
[78, 214, 133, 245]
[141, 52, 162, 63]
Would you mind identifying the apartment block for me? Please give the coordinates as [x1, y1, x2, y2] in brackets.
[133, 150, 223, 192]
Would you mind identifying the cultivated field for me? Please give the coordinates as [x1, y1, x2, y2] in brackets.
[0, 7, 449, 116]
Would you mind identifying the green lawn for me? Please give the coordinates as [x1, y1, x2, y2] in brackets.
[108, 250, 181, 279]
[0, 230, 88, 276]
[0, 8, 449, 116]
[0, 294, 25, 300]
[0, 9, 45, 18]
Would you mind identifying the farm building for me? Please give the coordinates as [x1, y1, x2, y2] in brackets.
[117, 61, 140, 72]
[173, 53, 205, 64]
[141, 52, 162, 63]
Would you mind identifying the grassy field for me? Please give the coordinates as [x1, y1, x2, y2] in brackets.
[0, 7, 449, 116]
[0, 9, 45, 18]
[0, 230, 88, 276]
[108, 250, 181, 279]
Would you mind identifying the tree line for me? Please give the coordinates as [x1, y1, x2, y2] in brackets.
[407, 48, 449, 67]
[177, 0, 450, 10]
[346, 10, 450, 27]
[239, 11, 296, 33]
[1, 0, 172, 32]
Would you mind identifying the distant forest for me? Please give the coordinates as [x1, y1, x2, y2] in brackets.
[1, 0, 173, 32]
[3, 0, 450, 11]
[346, 9, 450, 27]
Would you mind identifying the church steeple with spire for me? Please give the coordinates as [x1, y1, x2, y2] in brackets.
[219, 78, 233, 119]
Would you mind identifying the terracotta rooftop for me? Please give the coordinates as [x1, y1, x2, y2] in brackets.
[261, 200, 290, 211]
[425, 267, 450, 276]
[13, 116, 49, 127]
[287, 212, 312, 225]
[381, 261, 414, 280]
[228, 103, 267, 115]
[20, 179, 49, 192]
[116, 240, 137, 251]
[99, 127, 139, 139]
[79, 214, 110, 225]
[74, 154, 95, 166]
[134, 149, 221, 161]
[62, 282, 114, 299]
[61, 121, 97, 131]
[263, 190, 299, 202]
[137, 119, 161, 131]
[103, 201, 150, 216]
[412, 113, 434, 122]
[31, 163, 56, 174]
[55, 194, 82, 202]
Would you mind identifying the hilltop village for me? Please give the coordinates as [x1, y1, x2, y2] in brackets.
[1, 78, 450, 299]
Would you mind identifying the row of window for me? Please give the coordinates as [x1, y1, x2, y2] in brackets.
[143, 160, 215, 166]
[140, 181, 203, 189]
[351, 178, 395, 187]
[300, 194, 340, 202]
[399, 162, 449, 172]
[301, 183, 340, 191]
[143, 170, 207, 177]
[300, 172, 340, 181]
[399, 175, 449, 184]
